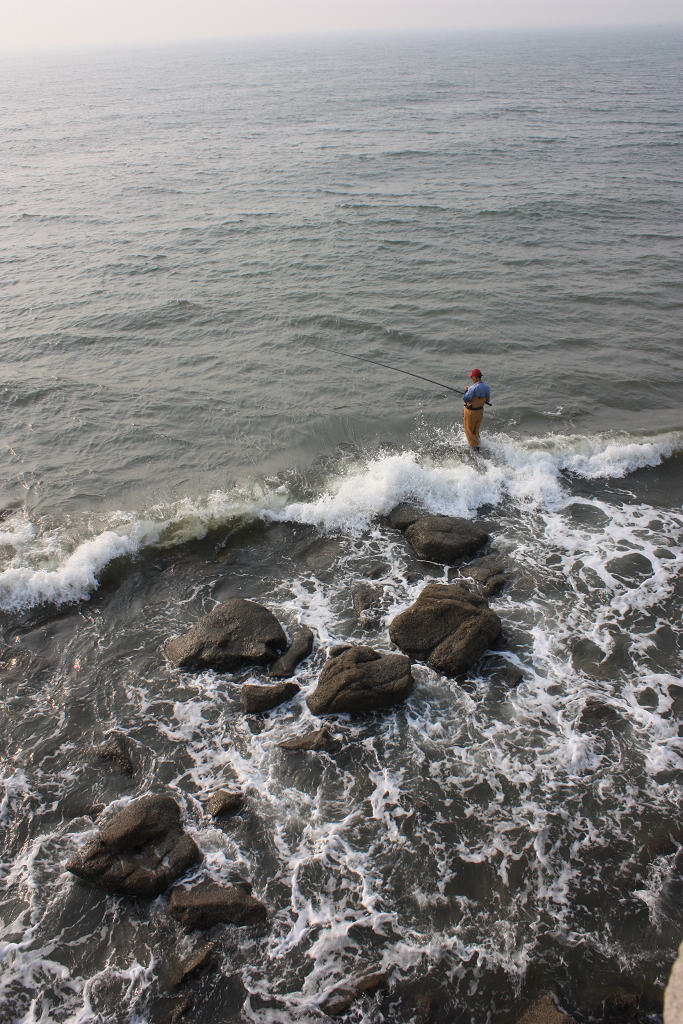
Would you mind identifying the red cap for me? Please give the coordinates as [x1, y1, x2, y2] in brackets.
[469, 369, 482, 379]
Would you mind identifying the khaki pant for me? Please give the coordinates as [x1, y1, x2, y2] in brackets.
[463, 406, 484, 448]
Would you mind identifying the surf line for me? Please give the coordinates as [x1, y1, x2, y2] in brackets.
[312, 344, 491, 405]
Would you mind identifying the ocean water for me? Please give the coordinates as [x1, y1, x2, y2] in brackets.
[0, 27, 682, 1024]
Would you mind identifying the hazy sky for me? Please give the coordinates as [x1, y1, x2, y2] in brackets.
[4, 0, 683, 52]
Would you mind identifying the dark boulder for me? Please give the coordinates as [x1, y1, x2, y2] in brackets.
[205, 790, 243, 818]
[269, 626, 314, 679]
[386, 503, 422, 530]
[95, 732, 134, 775]
[166, 599, 287, 672]
[241, 681, 300, 713]
[66, 795, 201, 898]
[307, 646, 413, 714]
[388, 583, 502, 677]
[278, 725, 340, 753]
[320, 971, 388, 1016]
[404, 516, 488, 565]
[167, 881, 266, 929]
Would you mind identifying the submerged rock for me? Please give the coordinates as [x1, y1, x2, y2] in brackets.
[513, 994, 575, 1024]
[388, 583, 501, 677]
[269, 626, 314, 678]
[459, 552, 511, 596]
[169, 993, 193, 1024]
[352, 585, 383, 629]
[320, 971, 388, 1016]
[576, 697, 623, 731]
[307, 646, 413, 714]
[278, 725, 340, 753]
[403, 516, 489, 565]
[241, 680, 300, 713]
[167, 881, 266, 930]
[168, 942, 217, 989]
[204, 790, 243, 818]
[66, 795, 201, 898]
[95, 732, 134, 775]
[166, 599, 287, 672]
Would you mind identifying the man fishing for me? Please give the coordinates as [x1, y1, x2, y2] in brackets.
[462, 369, 491, 449]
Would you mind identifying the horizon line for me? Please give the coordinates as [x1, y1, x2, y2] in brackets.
[2, 20, 683, 57]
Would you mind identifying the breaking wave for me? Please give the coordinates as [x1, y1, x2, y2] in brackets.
[0, 429, 680, 613]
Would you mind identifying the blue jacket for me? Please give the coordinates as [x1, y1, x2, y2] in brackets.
[463, 381, 490, 405]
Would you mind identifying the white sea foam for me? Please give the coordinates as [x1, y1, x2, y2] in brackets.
[0, 429, 679, 612]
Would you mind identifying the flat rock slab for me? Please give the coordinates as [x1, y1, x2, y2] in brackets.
[278, 725, 340, 753]
[168, 881, 266, 929]
[404, 516, 488, 565]
[307, 646, 413, 714]
[205, 790, 243, 818]
[269, 626, 314, 678]
[389, 583, 502, 677]
[66, 795, 201, 898]
[242, 681, 300, 713]
[166, 599, 287, 672]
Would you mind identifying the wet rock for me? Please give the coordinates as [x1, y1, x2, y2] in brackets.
[597, 988, 640, 1020]
[386, 502, 422, 530]
[269, 626, 314, 678]
[412, 990, 439, 1024]
[66, 795, 202, 898]
[361, 561, 389, 580]
[484, 658, 524, 688]
[169, 993, 193, 1024]
[388, 583, 502, 677]
[320, 971, 388, 1016]
[279, 725, 341, 753]
[459, 552, 508, 586]
[169, 942, 216, 989]
[166, 599, 287, 672]
[484, 574, 508, 596]
[95, 732, 134, 775]
[167, 881, 266, 930]
[241, 681, 300, 713]
[307, 646, 413, 714]
[576, 697, 623, 731]
[513, 994, 575, 1024]
[352, 585, 383, 628]
[299, 536, 345, 571]
[205, 790, 243, 818]
[404, 516, 488, 565]
[665, 939, 683, 1024]
[329, 644, 352, 658]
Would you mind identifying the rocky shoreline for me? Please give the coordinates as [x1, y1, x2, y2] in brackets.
[63, 506, 673, 1023]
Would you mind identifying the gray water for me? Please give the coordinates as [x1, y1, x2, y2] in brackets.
[0, 28, 682, 1024]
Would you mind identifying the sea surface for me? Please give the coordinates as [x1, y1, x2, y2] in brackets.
[1, 27, 682, 1024]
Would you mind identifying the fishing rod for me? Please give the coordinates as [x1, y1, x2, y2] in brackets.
[315, 345, 492, 404]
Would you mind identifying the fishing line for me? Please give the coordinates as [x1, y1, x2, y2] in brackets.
[312, 344, 492, 405]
